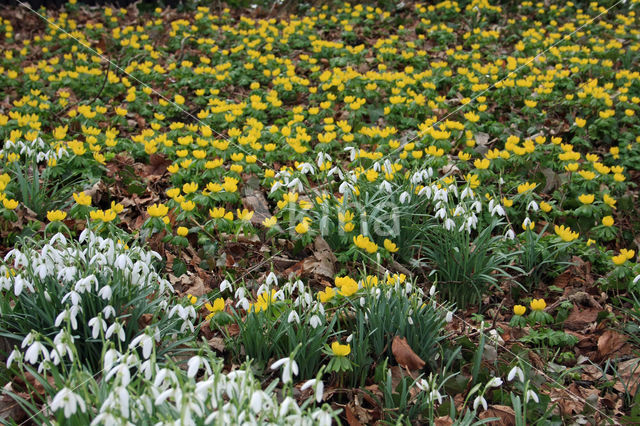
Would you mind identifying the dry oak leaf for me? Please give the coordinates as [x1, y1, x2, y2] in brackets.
[392, 336, 425, 370]
[597, 330, 627, 361]
[479, 404, 516, 426]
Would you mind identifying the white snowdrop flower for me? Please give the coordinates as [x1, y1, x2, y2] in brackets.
[327, 166, 344, 180]
[287, 311, 300, 324]
[522, 217, 532, 229]
[444, 218, 455, 231]
[51, 387, 86, 418]
[297, 162, 315, 175]
[35, 264, 49, 280]
[61, 290, 81, 306]
[379, 180, 393, 194]
[505, 229, 516, 240]
[399, 191, 411, 204]
[102, 305, 116, 320]
[266, 272, 278, 286]
[418, 185, 432, 198]
[633, 274, 640, 284]
[301, 378, 325, 403]
[105, 363, 131, 386]
[88, 317, 107, 339]
[417, 378, 430, 392]
[487, 377, 503, 388]
[236, 297, 250, 311]
[75, 274, 98, 293]
[49, 233, 67, 246]
[98, 285, 113, 300]
[508, 366, 524, 383]
[473, 395, 488, 412]
[338, 181, 353, 195]
[287, 177, 303, 192]
[270, 357, 299, 384]
[6, 349, 21, 368]
[344, 146, 356, 161]
[279, 396, 300, 417]
[346, 334, 354, 343]
[491, 204, 505, 217]
[106, 322, 126, 342]
[129, 333, 154, 359]
[445, 311, 453, 322]
[408, 317, 414, 325]
[115, 254, 133, 271]
[218, 279, 232, 293]
[525, 389, 539, 403]
[527, 200, 539, 212]
[435, 208, 446, 219]
[235, 287, 246, 300]
[24, 341, 49, 365]
[309, 315, 322, 329]
[460, 186, 473, 200]
[187, 356, 211, 378]
[471, 200, 482, 213]
[430, 389, 443, 404]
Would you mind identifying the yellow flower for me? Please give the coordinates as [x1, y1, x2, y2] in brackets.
[539, 201, 552, 212]
[335, 276, 359, 297]
[205, 298, 225, 319]
[2, 198, 18, 210]
[530, 299, 546, 311]
[187, 294, 197, 304]
[236, 208, 254, 221]
[502, 197, 513, 208]
[317, 287, 336, 303]
[578, 194, 594, 204]
[295, 221, 309, 234]
[612, 254, 626, 266]
[602, 216, 614, 227]
[522, 220, 534, 231]
[603, 194, 616, 209]
[513, 305, 526, 316]
[331, 341, 351, 357]
[474, 158, 490, 169]
[209, 207, 227, 219]
[147, 203, 168, 217]
[73, 191, 91, 206]
[182, 182, 198, 194]
[621, 248, 635, 260]
[177, 226, 189, 236]
[517, 182, 536, 194]
[249, 289, 277, 313]
[554, 225, 579, 242]
[47, 210, 67, 222]
[175, 94, 185, 105]
[262, 216, 277, 228]
[575, 117, 586, 128]
[384, 239, 399, 253]
[180, 200, 195, 212]
[353, 234, 378, 254]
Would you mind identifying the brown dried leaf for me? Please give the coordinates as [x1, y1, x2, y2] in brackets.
[479, 405, 516, 425]
[208, 337, 226, 353]
[392, 336, 425, 370]
[597, 330, 626, 361]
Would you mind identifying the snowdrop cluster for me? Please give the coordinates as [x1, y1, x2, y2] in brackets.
[0, 137, 68, 164]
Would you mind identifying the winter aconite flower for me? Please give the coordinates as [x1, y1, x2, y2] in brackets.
[205, 298, 225, 320]
[331, 341, 351, 357]
[72, 191, 91, 206]
[530, 299, 546, 311]
[554, 225, 579, 242]
[47, 210, 67, 222]
[176, 226, 189, 237]
[513, 305, 526, 316]
[383, 239, 398, 253]
[147, 203, 168, 218]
